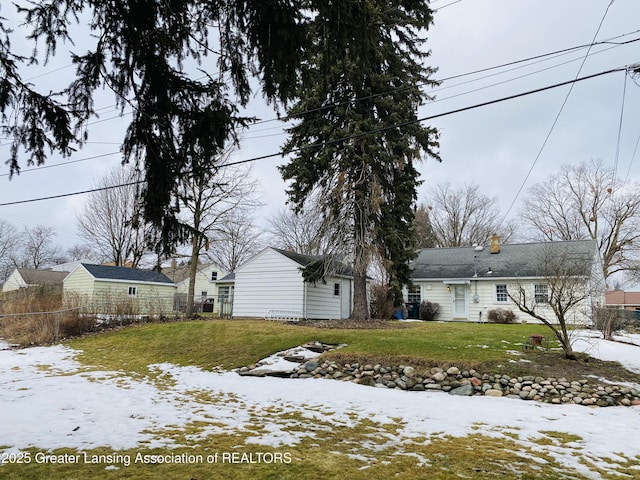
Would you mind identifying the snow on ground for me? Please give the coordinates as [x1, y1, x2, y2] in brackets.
[573, 330, 640, 373]
[0, 333, 639, 478]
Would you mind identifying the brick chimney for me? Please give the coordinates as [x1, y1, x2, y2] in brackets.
[490, 234, 500, 254]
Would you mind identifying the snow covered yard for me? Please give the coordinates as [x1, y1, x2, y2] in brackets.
[1, 332, 639, 479]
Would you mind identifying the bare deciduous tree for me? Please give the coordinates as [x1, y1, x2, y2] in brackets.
[520, 159, 640, 279]
[425, 182, 514, 247]
[267, 201, 339, 256]
[508, 242, 604, 360]
[65, 244, 102, 263]
[0, 221, 19, 281]
[205, 211, 264, 273]
[77, 167, 148, 267]
[178, 157, 262, 316]
[16, 225, 62, 269]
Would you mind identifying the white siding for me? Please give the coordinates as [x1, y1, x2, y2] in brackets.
[63, 265, 176, 315]
[409, 279, 592, 324]
[305, 278, 347, 319]
[92, 281, 175, 315]
[405, 282, 451, 320]
[2, 269, 26, 292]
[233, 249, 304, 318]
[340, 278, 352, 318]
[175, 264, 226, 297]
[62, 265, 96, 298]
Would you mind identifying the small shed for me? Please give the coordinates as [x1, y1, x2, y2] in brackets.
[232, 247, 354, 320]
[63, 264, 176, 317]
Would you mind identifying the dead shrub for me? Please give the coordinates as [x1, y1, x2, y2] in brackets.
[0, 287, 62, 314]
[487, 308, 516, 324]
[369, 284, 395, 319]
[420, 301, 440, 321]
[0, 313, 58, 345]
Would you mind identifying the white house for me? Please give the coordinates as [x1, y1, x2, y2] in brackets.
[231, 247, 355, 320]
[162, 261, 227, 314]
[2, 268, 69, 293]
[406, 238, 604, 324]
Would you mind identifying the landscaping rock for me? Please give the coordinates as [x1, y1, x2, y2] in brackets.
[485, 389, 503, 397]
[449, 384, 474, 396]
[238, 342, 640, 408]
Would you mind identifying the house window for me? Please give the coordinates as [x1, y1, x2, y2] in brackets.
[201, 291, 208, 300]
[407, 285, 421, 303]
[211, 271, 218, 281]
[495, 284, 508, 303]
[534, 284, 549, 303]
[128, 286, 137, 297]
[218, 286, 230, 299]
[334, 283, 340, 296]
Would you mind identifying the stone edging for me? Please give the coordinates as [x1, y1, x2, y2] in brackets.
[290, 360, 640, 407]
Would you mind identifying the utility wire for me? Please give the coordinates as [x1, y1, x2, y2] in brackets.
[2, 34, 638, 152]
[3, 29, 635, 144]
[624, 132, 640, 184]
[0, 152, 120, 178]
[0, 66, 627, 208]
[499, 0, 617, 225]
[613, 70, 628, 177]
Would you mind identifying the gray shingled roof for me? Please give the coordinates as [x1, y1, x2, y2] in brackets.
[410, 240, 598, 280]
[18, 269, 68, 286]
[81, 263, 174, 284]
[218, 272, 236, 282]
[161, 263, 217, 284]
[273, 247, 354, 277]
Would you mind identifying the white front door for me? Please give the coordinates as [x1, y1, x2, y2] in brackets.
[452, 285, 468, 320]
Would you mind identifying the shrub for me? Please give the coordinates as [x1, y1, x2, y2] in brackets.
[369, 284, 395, 319]
[593, 307, 630, 339]
[487, 308, 516, 324]
[419, 301, 440, 321]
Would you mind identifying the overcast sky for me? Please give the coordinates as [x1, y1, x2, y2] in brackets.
[1, 0, 639, 253]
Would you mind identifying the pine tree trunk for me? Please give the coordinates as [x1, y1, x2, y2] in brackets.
[351, 185, 370, 321]
[185, 240, 200, 318]
[352, 270, 369, 320]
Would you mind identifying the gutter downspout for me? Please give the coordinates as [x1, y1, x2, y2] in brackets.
[303, 281, 307, 320]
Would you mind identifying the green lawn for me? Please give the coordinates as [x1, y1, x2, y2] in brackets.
[67, 319, 550, 376]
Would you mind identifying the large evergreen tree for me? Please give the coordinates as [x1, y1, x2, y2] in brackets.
[279, 0, 440, 319]
[1, 0, 305, 255]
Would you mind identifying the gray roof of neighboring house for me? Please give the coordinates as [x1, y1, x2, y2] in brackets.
[273, 247, 354, 277]
[410, 240, 598, 280]
[218, 272, 236, 282]
[161, 263, 192, 284]
[80, 263, 175, 284]
[17, 268, 69, 286]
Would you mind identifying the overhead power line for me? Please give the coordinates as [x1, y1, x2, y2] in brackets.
[499, 0, 618, 225]
[0, 65, 629, 208]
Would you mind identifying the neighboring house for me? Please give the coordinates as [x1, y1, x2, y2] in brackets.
[407, 238, 604, 324]
[49, 260, 98, 273]
[162, 261, 228, 314]
[2, 268, 69, 293]
[216, 272, 235, 317]
[63, 264, 176, 316]
[231, 247, 356, 320]
[605, 290, 640, 320]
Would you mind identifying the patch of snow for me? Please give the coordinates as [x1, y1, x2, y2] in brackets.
[572, 330, 640, 373]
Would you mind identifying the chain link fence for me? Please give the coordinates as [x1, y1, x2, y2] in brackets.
[0, 290, 234, 346]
